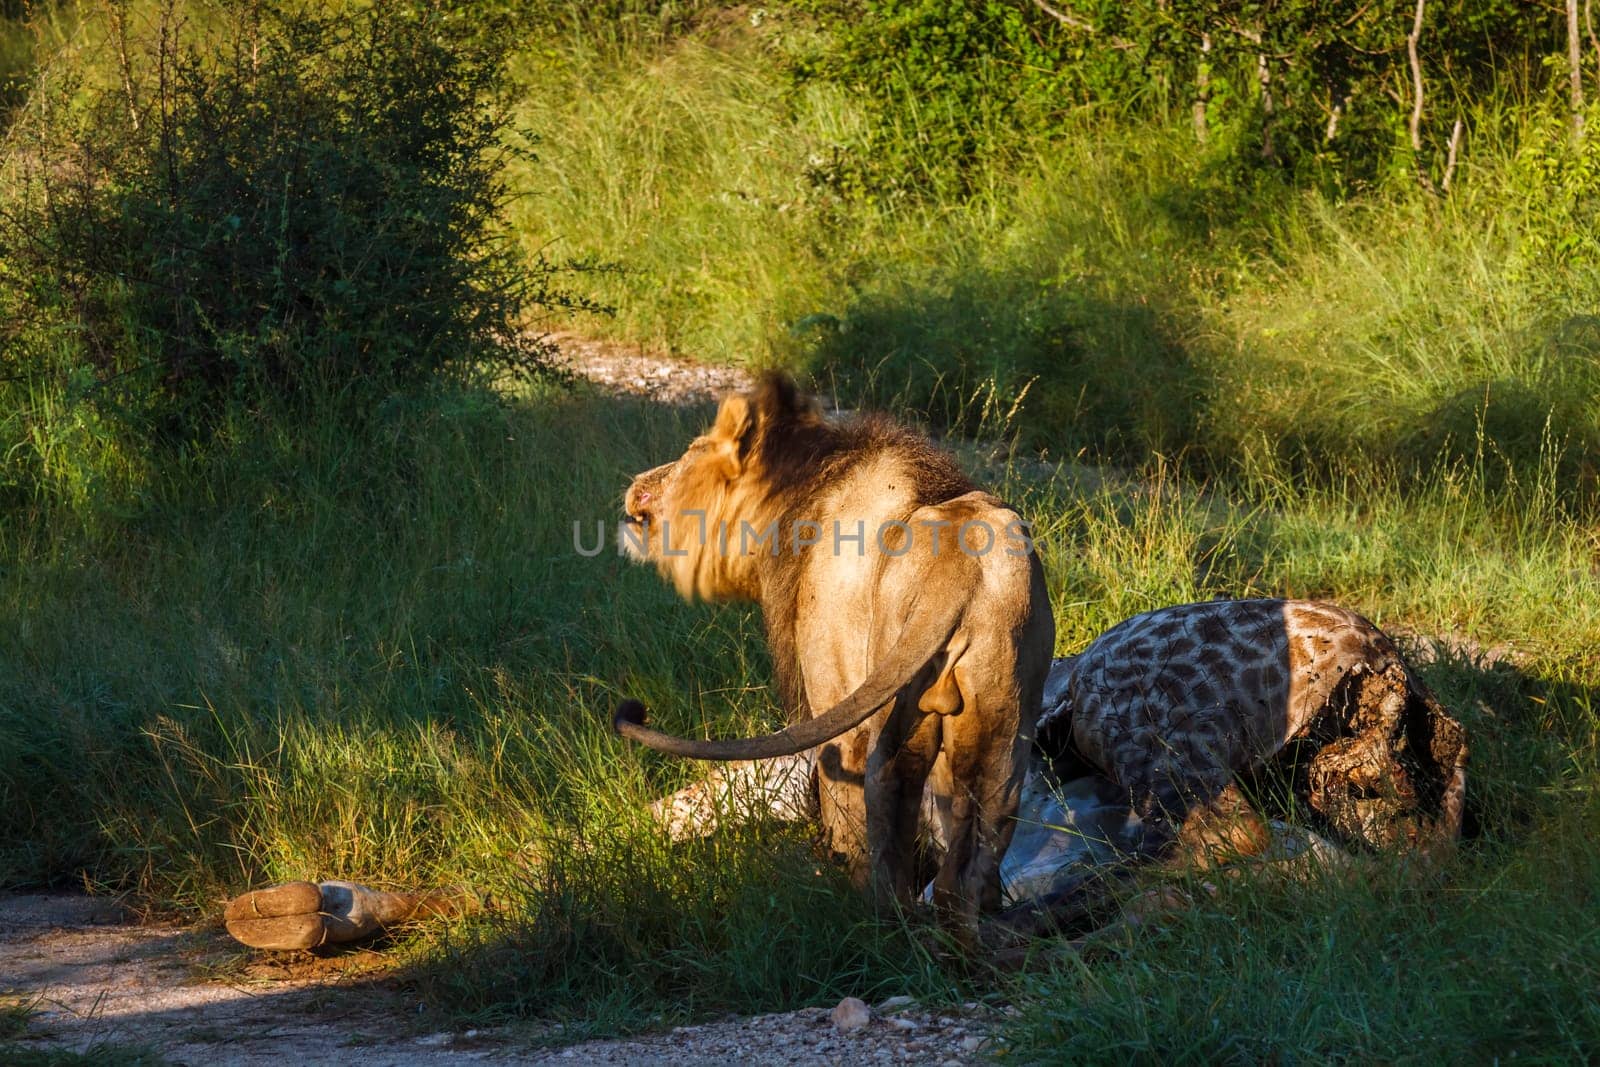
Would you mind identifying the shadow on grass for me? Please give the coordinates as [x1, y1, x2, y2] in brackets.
[383, 611, 1598, 1034]
[0, 385, 748, 887]
[792, 264, 1600, 510]
[12, 644, 1591, 1048]
[794, 283, 1208, 464]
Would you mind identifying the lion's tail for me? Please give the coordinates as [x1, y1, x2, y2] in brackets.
[613, 590, 968, 761]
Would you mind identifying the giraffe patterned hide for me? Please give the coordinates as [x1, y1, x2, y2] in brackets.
[1037, 598, 1469, 855]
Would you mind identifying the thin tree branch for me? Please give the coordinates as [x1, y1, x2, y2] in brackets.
[1026, 0, 1136, 50]
[1193, 31, 1211, 144]
[1339, 1, 1380, 29]
[101, 0, 141, 133]
[1028, 0, 1094, 33]
[1569, 0, 1586, 142]
[1441, 118, 1464, 192]
[1258, 53, 1276, 160]
[1407, 0, 1426, 153]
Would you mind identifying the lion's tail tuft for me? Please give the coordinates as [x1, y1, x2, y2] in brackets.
[613, 699, 649, 733]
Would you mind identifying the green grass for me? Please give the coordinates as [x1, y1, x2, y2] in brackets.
[0, 382, 974, 1027]
[0, 1, 1598, 1055]
[1004, 809, 1600, 1062]
[0, 383, 743, 897]
[505, 28, 861, 362]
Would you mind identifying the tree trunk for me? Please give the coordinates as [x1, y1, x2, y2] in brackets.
[1193, 32, 1211, 144]
[1258, 54, 1275, 160]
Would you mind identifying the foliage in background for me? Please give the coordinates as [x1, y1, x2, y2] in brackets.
[508, 15, 1600, 507]
[0, 0, 34, 116]
[793, 0, 1562, 195]
[0, 1, 585, 445]
[789, 0, 1080, 200]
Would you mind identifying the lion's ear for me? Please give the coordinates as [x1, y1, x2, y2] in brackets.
[709, 394, 754, 478]
[712, 394, 753, 444]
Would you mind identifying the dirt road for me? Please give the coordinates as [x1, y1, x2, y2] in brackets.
[0, 892, 996, 1065]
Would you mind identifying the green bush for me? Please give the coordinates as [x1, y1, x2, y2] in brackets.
[791, 0, 1081, 200]
[0, 2, 587, 435]
[792, 0, 1563, 197]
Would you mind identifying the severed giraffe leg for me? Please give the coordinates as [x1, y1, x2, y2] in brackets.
[223, 880, 476, 951]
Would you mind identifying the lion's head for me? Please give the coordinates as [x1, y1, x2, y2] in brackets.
[619, 374, 822, 602]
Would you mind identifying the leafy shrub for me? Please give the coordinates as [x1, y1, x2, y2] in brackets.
[791, 0, 1081, 200]
[792, 0, 1564, 198]
[0, 1, 590, 434]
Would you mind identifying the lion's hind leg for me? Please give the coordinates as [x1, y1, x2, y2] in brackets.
[931, 696, 1029, 937]
[865, 703, 944, 909]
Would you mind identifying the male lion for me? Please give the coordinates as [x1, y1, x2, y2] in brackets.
[611, 374, 1055, 935]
